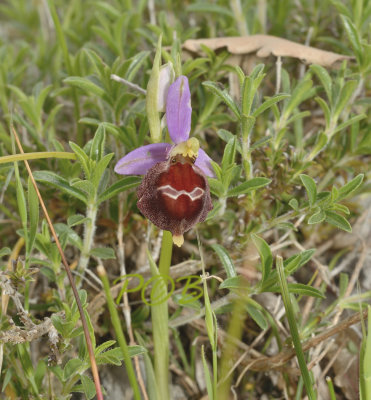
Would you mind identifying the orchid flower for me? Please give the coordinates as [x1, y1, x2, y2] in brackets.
[114, 76, 213, 247]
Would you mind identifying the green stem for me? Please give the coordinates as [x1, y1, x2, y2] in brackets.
[98, 266, 142, 400]
[152, 230, 173, 400]
[218, 296, 245, 399]
[326, 377, 336, 400]
[158, 230, 173, 276]
[212, 346, 218, 399]
[277, 256, 316, 400]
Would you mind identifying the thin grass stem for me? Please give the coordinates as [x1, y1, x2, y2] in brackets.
[276, 255, 317, 400]
[11, 125, 104, 400]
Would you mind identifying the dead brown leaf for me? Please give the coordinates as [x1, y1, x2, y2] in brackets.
[183, 35, 353, 67]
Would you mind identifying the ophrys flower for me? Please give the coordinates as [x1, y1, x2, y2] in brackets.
[115, 76, 213, 246]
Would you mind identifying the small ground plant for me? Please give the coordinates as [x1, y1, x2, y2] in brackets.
[0, 1, 370, 399]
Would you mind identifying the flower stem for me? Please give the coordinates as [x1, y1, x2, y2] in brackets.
[151, 230, 173, 400]
[97, 265, 142, 400]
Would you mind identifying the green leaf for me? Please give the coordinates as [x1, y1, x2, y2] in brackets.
[217, 130, 242, 154]
[340, 15, 363, 61]
[172, 293, 202, 311]
[98, 344, 147, 364]
[219, 276, 243, 290]
[70, 180, 95, 199]
[310, 65, 333, 104]
[80, 375, 96, 400]
[325, 210, 352, 232]
[54, 223, 82, 250]
[69, 141, 90, 178]
[333, 80, 358, 120]
[333, 113, 366, 134]
[97, 176, 142, 203]
[268, 283, 325, 298]
[308, 209, 326, 224]
[202, 81, 240, 119]
[68, 214, 89, 227]
[253, 93, 290, 117]
[227, 177, 271, 197]
[309, 131, 328, 159]
[208, 178, 225, 197]
[221, 137, 237, 171]
[63, 358, 83, 380]
[125, 51, 150, 82]
[242, 76, 254, 116]
[286, 249, 315, 275]
[337, 173, 364, 201]
[283, 79, 313, 120]
[288, 283, 325, 298]
[289, 198, 299, 211]
[33, 171, 87, 203]
[315, 96, 331, 129]
[90, 124, 106, 161]
[261, 249, 315, 291]
[331, 203, 350, 215]
[1, 368, 12, 393]
[63, 76, 106, 98]
[250, 135, 272, 151]
[252, 234, 272, 283]
[246, 304, 268, 330]
[95, 340, 116, 356]
[201, 345, 213, 400]
[0, 248, 11, 258]
[91, 153, 114, 188]
[27, 177, 39, 253]
[211, 244, 237, 278]
[90, 247, 116, 259]
[300, 174, 317, 207]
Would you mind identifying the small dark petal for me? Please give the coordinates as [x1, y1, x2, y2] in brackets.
[137, 160, 213, 237]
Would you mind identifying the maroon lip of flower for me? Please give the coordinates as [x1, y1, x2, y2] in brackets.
[114, 76, 214, 246]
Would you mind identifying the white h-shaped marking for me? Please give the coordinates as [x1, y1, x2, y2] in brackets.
[158, 185, 204, 201]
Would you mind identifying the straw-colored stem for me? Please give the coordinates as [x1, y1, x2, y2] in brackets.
[11, 125, 104, 400]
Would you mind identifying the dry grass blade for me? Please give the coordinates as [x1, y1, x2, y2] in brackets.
[10, 125, 104, 400]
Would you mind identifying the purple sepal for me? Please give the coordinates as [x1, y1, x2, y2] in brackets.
[195, 148, 215, 177]
[114, 143, 172, 175]
[166, 76, 192, 144]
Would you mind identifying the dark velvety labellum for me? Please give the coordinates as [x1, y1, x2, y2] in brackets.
[137, 160, 213, 237]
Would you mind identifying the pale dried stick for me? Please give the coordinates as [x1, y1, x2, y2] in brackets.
[117, 193, 148, 400]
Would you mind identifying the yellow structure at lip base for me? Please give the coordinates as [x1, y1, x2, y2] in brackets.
[170, 137, 200, 159]
[172, 234, 184, 247]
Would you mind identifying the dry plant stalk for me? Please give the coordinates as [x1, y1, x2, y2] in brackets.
[11, 125, 104, 400]
[240, 307, 368, 372]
